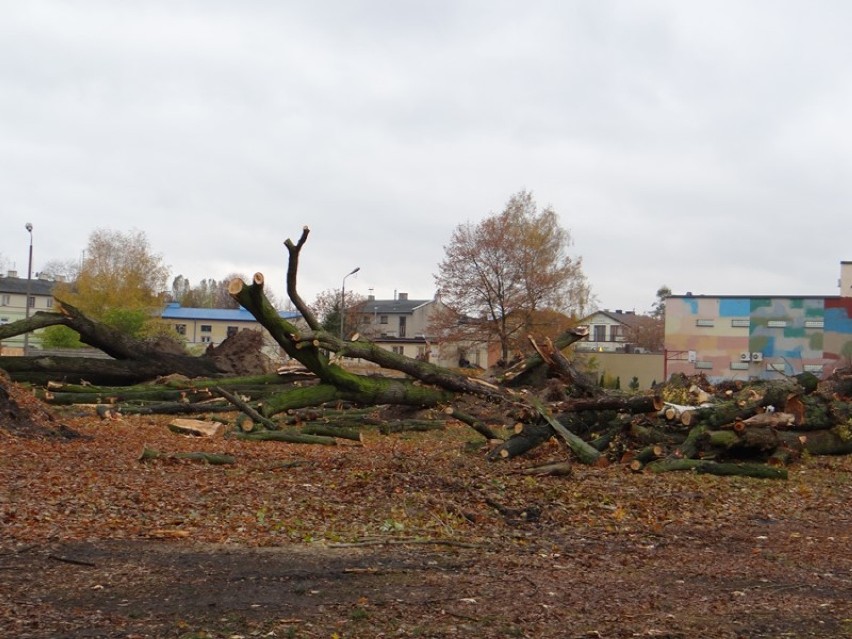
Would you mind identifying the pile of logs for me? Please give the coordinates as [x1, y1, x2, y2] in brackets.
[24, 365, 852, 481]
[491, 370, 852, 479]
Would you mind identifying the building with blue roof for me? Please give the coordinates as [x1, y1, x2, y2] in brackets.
[161, 302, 302, 348]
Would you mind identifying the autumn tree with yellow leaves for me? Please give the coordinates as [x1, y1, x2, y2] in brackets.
[52, 228, 170, 338]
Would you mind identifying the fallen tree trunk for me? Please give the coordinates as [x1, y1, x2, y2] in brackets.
[119, 401, 233, 415]
[300, 423, 363, 441]
[558, 394, 662, 415]
[644, 458, 788, 480]
[229, 429, 338, 446]
[499, 327, 593, 389]
[487, 421, 554, 460]
[35, 387, 216, 405]
[139, 447, 235, 465]
[0, 355, 218, 387]
[528, 396, 602, 464]
[0, 303, 274, 385]
[167, 419, 225, 438]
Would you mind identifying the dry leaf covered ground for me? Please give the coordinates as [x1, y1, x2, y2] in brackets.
[1, 397, 851, 638]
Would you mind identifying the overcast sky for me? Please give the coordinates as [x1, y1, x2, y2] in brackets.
[2, 1, 850, 314]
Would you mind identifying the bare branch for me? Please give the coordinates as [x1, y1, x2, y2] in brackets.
[283, 226, 320, 330]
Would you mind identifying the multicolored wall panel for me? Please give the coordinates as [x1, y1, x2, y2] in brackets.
[665, 295, 851, 381]
[823, 298, 852, 365]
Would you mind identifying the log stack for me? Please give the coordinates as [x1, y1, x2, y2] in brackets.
[493, 369, 852, 478]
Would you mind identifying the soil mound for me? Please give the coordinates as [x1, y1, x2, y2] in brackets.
[0, 370, 79, 439]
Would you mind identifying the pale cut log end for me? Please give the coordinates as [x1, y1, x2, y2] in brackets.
[253, 272, 264, 286]
[227, 278, 245, 295]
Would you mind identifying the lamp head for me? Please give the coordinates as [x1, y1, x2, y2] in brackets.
[25, 222, 33, 232]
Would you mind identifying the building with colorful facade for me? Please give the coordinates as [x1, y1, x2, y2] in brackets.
[664, 262, 852, 382]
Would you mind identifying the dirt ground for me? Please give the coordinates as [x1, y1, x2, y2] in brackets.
[1, 403, 851, 638]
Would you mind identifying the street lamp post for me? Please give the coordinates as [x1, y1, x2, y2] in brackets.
[340, 266, 360, 342]
[23, 223, 33, 355]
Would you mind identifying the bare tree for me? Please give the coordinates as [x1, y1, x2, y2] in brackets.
[39, 258, 82, 283]
[433, 190, 591, 362]
[170, 274, 244, 309]
[310, 288, 365, 336]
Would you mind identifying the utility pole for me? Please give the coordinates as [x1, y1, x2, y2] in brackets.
[23, 223, 33, 355]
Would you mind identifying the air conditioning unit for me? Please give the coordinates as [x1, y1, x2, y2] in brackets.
[687, 350, 697, 362]
[739, 352, 751, 362]
[751, 352, 764, 362]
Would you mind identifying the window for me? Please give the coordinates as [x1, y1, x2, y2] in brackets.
[45, 298, 53, 308]
[227, 326, 238, 338]
[201, 336, 212, 344]
[175, 324, 187, 335]
[730, 362, 750, 370]
[695, 319, 714, 327]
[803, 364, 824, 373]
[399, 316, 407, 338]
[200, 325, 212, 333]
[731, 319, 750, 328]
[0, 317, 9, 325]
[392, 346, 404, 355]
[28, 296, 35, 308]
[610, 325, 622, 341]
[380, 315, 388, 325]
[694, 361, 713, 369]
[804, 320, 824, 329]
[593, 325, 606, 342]
[767, 320, 787, 328]
[0, 294, 9, 306]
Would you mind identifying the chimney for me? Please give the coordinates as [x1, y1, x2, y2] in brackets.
[368, 294, 375, 301]
[398, 292, 408, 301]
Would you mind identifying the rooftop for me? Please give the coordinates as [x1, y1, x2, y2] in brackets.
[0, 275, 57, 296]
[161, 302, 301, 322]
